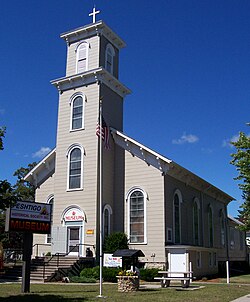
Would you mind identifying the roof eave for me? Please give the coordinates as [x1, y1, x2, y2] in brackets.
[51, 67, 131, 97]
[24, 148, 56, 187]
[60, 20, 126, 49]
[111, 128, 234, 204]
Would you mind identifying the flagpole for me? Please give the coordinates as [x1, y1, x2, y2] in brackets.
[98, 98, 103, 298]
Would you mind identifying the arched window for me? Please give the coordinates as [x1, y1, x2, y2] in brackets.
[128, 189, 146, 243]
[105, 44, 115, 75]
[46, 196, 54, 244]
[103, 204, 112, 239]
[220, 210, 226, 247]
[173, 190, 182, 244]
[71, 95, 84, 130]
[208, 205, 214, 247]
[67, 146, 84, 190]
[76, 42, 89, 73]
[193, 198, 200, 246]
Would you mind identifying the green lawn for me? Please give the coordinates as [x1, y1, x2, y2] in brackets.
[0, 282, 249, 302]
[220, 274, 250, 284]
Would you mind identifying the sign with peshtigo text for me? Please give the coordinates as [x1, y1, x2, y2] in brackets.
[5, 201, 52, 234]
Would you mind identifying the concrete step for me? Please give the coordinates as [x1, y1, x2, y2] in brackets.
[1, 256, 94, 282]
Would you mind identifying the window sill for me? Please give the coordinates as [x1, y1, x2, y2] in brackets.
[70, 128, 85, 133]
[129, 242, 147, 245]
[67, 188, 83, 192]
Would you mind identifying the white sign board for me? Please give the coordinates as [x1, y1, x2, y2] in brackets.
[10, 201, 51, 222]
[103, 253, 122, 268]
[63, 208, 84, 222]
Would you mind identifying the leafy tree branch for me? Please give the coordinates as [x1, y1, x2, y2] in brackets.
[230, 125, 250, 230]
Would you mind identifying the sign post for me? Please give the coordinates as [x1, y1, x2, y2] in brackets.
[5, 201, 52, 293]
[21, 232, 33, 293]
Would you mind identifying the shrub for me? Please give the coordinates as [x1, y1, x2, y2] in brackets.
[103, 232, 128, 253]
[102, 267, 121, 282]
[70, 275, 96, 283]
[79, 266, 122, 283]
[139, 268, 159, 282]
[80, 266, 100, 280]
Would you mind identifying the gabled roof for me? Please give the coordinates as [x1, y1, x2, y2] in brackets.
[111, 128, 234, 204]
[24, 148, 56, 187]
[228, 215, 244, 226]
[25, 128, 234, 204]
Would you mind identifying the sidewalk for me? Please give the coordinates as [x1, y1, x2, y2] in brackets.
[231, 295, 250, 302]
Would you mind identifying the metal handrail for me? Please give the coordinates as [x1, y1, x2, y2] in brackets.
[32, 243, 51, 257]
[42, 243, 95, 280]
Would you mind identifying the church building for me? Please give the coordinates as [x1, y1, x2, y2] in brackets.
[25, 9, 247, 278]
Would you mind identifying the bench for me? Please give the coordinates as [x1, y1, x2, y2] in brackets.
[154, 271, 193, 288]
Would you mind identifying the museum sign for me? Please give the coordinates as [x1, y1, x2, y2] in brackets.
[5, 201, 52, 234]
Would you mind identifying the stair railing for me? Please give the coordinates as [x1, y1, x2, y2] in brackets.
[42, 243, 95, 280]
[32, 243, 51, 258]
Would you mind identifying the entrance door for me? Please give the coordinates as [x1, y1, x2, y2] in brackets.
[67, 227, 80, 256]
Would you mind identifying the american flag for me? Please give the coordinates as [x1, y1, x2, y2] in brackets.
[96, 116, 110, 149]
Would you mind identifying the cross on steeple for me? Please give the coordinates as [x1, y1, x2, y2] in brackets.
[89, 6, 100, 23]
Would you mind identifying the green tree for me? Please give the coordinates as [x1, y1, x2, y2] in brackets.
[103, 232, 129, 253]
[0, 126, 6, 151]
[13, 162, 37, 201]
[0, 163, 36, 249]
[0, 127, 37, 248]
[0, 127, 17, 211]
[0, 180, 18, 211]
[230, 126, 250, 230]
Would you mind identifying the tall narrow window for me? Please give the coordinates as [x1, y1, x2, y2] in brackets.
[46, 197, 54, 244]
[76, 42, 88, 73]
[68, 147, 82, 190]
[240, 232, 244, 250]
[196, 251, 201, 268]
[193, 199, 200, 246]
[208, 205, 213, 247]
[105, 44, 115, 75]
[230, 227, 235, 249]
[128, 189, 146, 243]
[173, 191, 181, 244]
[71, 96, 83, 130]
[103, 204, 112, 239]
[220, 210, 226, 247]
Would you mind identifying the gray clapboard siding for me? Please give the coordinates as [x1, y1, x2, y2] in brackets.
[124, 151, 165, 263]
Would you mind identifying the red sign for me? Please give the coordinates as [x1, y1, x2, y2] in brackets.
[10, 220, 50, 233]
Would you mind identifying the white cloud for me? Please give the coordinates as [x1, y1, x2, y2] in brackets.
[222, 133, 250, 148]
[32, 147, 51, 158]
[222, 134, 239, 148]
[172, 133, 199, 145]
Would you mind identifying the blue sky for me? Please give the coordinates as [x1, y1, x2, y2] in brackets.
[0, 0, 249, 217]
